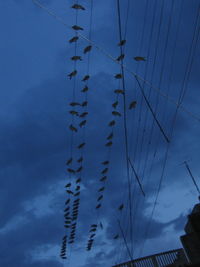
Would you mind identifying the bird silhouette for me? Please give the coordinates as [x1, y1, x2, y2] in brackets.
[105, 141, 113, 147]
[66, 190, 74, 195]
[65, 183, 71, 188]
[112, 111, 121, 116]
[98, 187, 105, 192]
[108, 120, 115, 126]
[114, 89, 124, 94]
[116, 54, 125, 61]
[65, 199, 70, 204]
[118, 204, 124, 211]
[69, 36, 79, 43]
[81, 86, 89, 93]
[107, 132, 113, 140]
[129, 101, 137, 109]
[97, 195, 103, 201]
[67, 168, 75, 174]
[134, 56, 146, 61]
[79, 112, 88, 118]
[70, 102, 80, 106]
[101, 168, 108, 174]
[77, 157, 83, 163]
[69, 110, 79, 116]
[82, 101, 88, 107]
[72, 25, 84, 31]
[66, 158, 72, 165]
[79, 120, 87, 127]
[83, 45, 92, 54]
[71, 4, 85, 10]
[102, 160, 109, 165]
[76, 178, 81, 183]
[69, 124, 77, 132]
[100, 176, 107, 182]
[76, 166, 83, 172]
[77, 143, 85, 149]
[82, 75, 90, 82]
[68, 70, 77, 79]
[71, 56, 82, 61]
[96, 204, 101, 209]
[76, 185, 80, 191]
[118, 39, 126, 46]
[114, 73, 123, 79]
[114, 234, 119, 239]
[112, 101, 118, 109]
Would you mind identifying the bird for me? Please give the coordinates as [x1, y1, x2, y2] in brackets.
[69, 36, 79, 43]
[74, 192, 80, 197]
[108, 120, 115, 127]
[112, 111, 121, 116]
[72, 25, 84, 31]
[98, 187, 105, 192]
[76, 185, 80, 191]
[114, 234, 119, 239]
[66, 190, 74, 195]
[114, 89, 124, 94]
[101, 168, 108, 174]
[91, 224, 97, 228]
[79, 120, 87, 127]
[70, 102, 80, 106]
[64, 207, 70, 212]
[67, 168, 75, 174]
[118, 204, 124, 211]
[97, 195, 103, 201]
[112, 101, 118, 109]
[69, 124, 77, 132]
[105, 141, 113, 147]
[82, 101, 88, 107]
[77, 157, 83, 163]
[83, 45, 92, 54]
[77, 143, 85, 149]
[64, 212, 70, 217]
[114, 73, 123, 79]
[82, 75, 90, 81]
[76, 166, 83, 173]
[79, 112, 88, 118]
[76, 178, 81, 183]
[71, 56, 82, 61]
[89, 228, 96, 232]
[71, 4, 85, 10]
[65, 183, 71, 188]
[107, 132, 113, 140]
[129, 101, 137, 109]
[118, 39, 126, 46]
[96, 204, 101, 209]
[68, 70, 77, 79]
[66, 158, 72, 165]
[69, 110, 79, 116]
[90, 234, 96, 238]
[102, 160, 109, 165]
[100, 176, 107, 182]
[81, 86, 89, 93]
[116, 54, 125, 61]
[134, 56, 146, 61]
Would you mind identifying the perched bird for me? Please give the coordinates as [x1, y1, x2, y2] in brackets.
[82, 101, 88, 107]
[129, 101, 137, 109]
[118, 204, 124, 211]
[67, 168, 75, 174]
[118, 39, 126, 46]
[96, 204, 101, 209]
[134, 56, 146, 61]
[68, 241, 74, 244]
[82, 75, 90, 81]
[91, 224, 97, 228]
[69, 36, 79, 43]
[81, 86, 89, 93]
[114, 234, 119, 239]
[114, 89, 124, 94]
[98, 187, 105, 192]
[68, 70, 77, 79]
[64, 225, 70, 228]
[112, 111, 121, 116]
[76, 166, 83, 173]
[77, 143, 85, 149]
[108, 120, 116, 127]
[77, 157, 83, 163]
[100, 176, 107, 182]
[72, 25, 84, 31]
[79, 120, 86, 127]
[69, 124, 77, 132]
[114, 73, 123, 79]
[65, 183, 71, 188]
[83, 45, 92, 54]
[76, 185, 80, 191]
[71, 4, 85, 10]
[64, 207, 70, 212]
[74, 192, 80, 196]
[69, 110, 79, 116]
[101, 168, 108, 174]
[105, 141, 112, 147]
[71, 56, 82, 61]
[66, 158, 72, 165]
[76, 178, 81, 183]
[89, 228, 96, 232]
[116, 54, 125, 61]
[66, 190, 74, 195]
[74, 199, 80, 203]
[64, 212, 70, 216]
[102, 160, 109, 165]
[112, 101, 118, 109]
[90, 234, 96, 238]
[79, 112, 88, 118]
[97, 195, 103, 201]
[70, 102, 80, 106]
[107, 132, 113, 140]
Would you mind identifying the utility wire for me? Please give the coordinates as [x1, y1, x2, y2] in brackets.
[184, 161, 200, 196]
[31, 0, 200, 124]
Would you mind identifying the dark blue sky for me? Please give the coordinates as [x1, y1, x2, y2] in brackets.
[0, 0, 200, 266]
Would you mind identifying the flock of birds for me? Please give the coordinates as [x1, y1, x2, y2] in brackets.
[60, 2, 146, 260]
